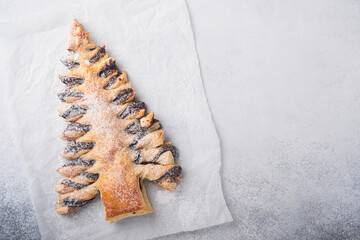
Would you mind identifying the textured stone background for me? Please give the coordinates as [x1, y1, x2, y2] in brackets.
[2, 0, 360, 239]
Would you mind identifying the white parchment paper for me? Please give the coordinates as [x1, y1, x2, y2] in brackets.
[0, 0, 232, 239]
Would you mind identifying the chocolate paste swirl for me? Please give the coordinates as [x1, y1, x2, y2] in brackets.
[60, 105, 87, 120]
[63, 158, 96, 167]
[60, 76, 84, 86]
[89, 46, 105, 63]
[58, 88, 84, 102]
[99, 60, 117, 78]
[118, 102, 145, 119]
[61, 58, 80, 70]
[64, 141, 95, 154]
[111, 88, 134, 105]
[61, 179, 86, 189]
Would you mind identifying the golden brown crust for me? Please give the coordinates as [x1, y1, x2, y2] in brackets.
[55, 19, 182, 222]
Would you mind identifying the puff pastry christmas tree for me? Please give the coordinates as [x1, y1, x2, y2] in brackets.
[56, 19, 182, 223]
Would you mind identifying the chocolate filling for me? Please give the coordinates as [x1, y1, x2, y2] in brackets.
[153, 144, 179, 162]
[133, 144, 178, 164]
[58, 88, 84, 102]
[128, 131, 147, 149]
[60, 76, 84, 86]
[133, 150, 142, 164]
[80, 171, 99, 181]
[67, 49, 75, 54]
[104, 73, 120, 90]
[63, 197, 94, 210]
[157, 120, 163, 130]
[64, 122, 91, 133]
[60, 105, 87, 120]
[61, 179, 86, 189]
[61, 58, 80, 70]
[99, 60, 117, 78]
[125, 119, 141, 134]
[149, 119, 161, 130]
[118, 102, 145, 119]
[63, 158, 96, 167]
[111, 88, 134, 105]
[89, 46, 105, 63]
[153, 166, 182, 183]
[139, 179, 142, 191]
[64, 141, 95, 154]
[125, 119, 161, 134]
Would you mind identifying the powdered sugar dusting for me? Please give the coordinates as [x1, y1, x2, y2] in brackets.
[73, 53, 80, 61]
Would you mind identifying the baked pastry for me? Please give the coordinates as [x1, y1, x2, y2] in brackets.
[56, 19, 182, 223]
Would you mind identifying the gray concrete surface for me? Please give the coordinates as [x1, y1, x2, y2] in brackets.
[2, 0, 360, 239]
